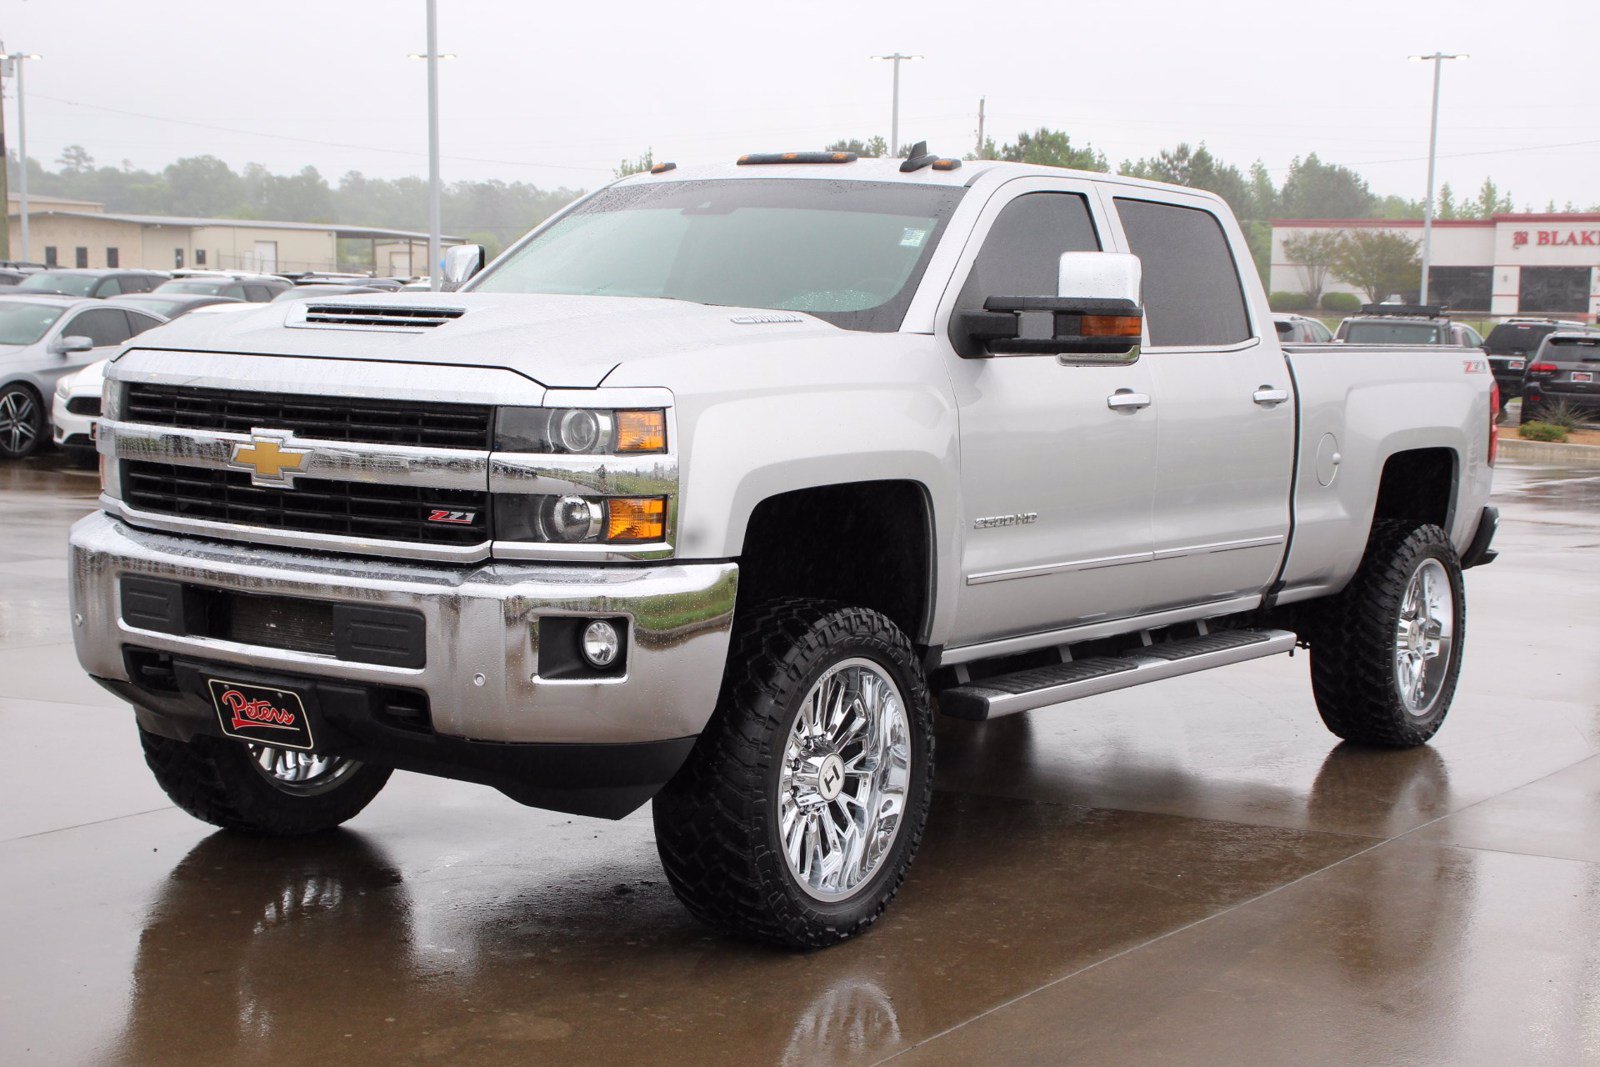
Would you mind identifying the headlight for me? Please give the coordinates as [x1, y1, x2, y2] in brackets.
[495, 408, 666, 454]
[495, 494, 667, 544]
[55, 376, 72, 400]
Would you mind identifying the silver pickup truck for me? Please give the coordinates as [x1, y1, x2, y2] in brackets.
[69, 152, 1500, 948]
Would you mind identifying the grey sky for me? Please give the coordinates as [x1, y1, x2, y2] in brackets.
[5, 0, 1596, 210]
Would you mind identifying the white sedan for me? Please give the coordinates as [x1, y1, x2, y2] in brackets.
[52, 359, 109, 466]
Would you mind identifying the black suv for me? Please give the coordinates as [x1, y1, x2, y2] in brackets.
[1483, 319, 1588, 409]
[14, 269, 170, 299]
[1522, 331, 1600, 424]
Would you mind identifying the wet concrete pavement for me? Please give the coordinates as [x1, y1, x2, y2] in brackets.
[2, 455, 1598, 1065]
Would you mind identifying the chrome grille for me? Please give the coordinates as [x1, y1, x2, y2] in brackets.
[122, 461, 489, 547]
[122, 384, 492, 450]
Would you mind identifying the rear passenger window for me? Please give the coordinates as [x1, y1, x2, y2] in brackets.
[1114, 198, 1251, 347]
[63, 308, 134, 348]
[958, 192, 1100, 309]
[243, 285, 270, 302]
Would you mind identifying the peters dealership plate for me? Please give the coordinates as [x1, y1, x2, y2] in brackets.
[208, 678, 316, 750]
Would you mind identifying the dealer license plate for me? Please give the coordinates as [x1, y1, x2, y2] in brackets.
[208, 677, 316, 750]
[1573, 371, 1593, 383]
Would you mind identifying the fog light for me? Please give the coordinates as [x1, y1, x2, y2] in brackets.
[580, 619, 620, 668]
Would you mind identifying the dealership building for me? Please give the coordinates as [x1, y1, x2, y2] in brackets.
[6, 194, 460, 277]
[1270, 213, 1600, 321]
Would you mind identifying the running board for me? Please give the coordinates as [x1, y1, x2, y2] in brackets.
[939, 629, 1298, 721]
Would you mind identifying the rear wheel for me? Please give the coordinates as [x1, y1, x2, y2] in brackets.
[653, 599, 935, 948]
[0, 384, 44, 460]
[1309, 522, 1465, 747]
[141, 727, 391, 835]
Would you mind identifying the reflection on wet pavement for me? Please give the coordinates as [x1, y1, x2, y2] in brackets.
[1, 460, 1597, 1064]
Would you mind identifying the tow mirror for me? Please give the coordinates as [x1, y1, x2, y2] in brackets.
[950, 252, 1144, 361]
[440, 244, 485, 291]
[50, 335, 95, 356]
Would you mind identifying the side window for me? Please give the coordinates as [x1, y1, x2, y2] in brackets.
[1114, 197, 1251, 347]
[243, 285, 271, 302]
[63, 308, 133, 348]
[126, 311, 164, 337]
[958, 192, 1100, 309]
[96, 277, 123, 297]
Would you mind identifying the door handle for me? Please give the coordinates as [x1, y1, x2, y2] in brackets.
[1106, 389, 1152, 411]
[1252, 386, 1290, 406]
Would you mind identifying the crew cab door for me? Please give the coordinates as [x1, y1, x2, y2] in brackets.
[940, 179, 1158, 648]
[1103, 194, 1294, 610]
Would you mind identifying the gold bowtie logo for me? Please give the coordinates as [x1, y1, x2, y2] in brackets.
[231, 433, 310, 486]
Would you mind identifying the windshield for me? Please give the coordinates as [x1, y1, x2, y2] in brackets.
[473, 178, 965, 332]
[1344, 320, 1443, 345]
[18, 272, 97, 297]
[0, 301, 67, 345]
[157, 280, 242, 298]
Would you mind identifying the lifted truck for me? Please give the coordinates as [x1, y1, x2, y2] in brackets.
[70, 151, 1500, 948]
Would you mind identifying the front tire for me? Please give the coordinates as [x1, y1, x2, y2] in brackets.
[653, 599, 935, 949]
[140, 728, 391, 835]
[0, 383, 45, 460]
[1309, 522, 1465, 746]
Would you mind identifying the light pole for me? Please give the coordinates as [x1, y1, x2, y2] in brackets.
[869, 53, 922, 156]
[2, 50, 42, 264]
[408, 1, 454, 289]
[1410, 52, 1467, 305]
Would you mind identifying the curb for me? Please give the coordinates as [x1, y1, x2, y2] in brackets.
[1500, 437, 1600, 468]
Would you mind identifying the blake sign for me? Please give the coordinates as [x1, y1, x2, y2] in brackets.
[1512, 229, 1600, 248]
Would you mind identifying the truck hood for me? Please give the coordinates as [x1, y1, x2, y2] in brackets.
[126, 292, 843, 389]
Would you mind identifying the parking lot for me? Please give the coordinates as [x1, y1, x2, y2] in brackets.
[1, 454, 1597, 1064]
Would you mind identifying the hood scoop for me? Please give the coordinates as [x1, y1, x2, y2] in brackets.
[287, 303, 467, 331]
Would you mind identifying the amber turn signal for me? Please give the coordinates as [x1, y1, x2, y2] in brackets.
[606, 497, 667, 543]
[614, 410, 667, 453]
[1080, 315, 1143, 339]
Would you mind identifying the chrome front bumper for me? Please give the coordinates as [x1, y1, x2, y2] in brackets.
[69, 511, 738, 746]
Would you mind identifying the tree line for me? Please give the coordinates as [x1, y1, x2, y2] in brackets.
[14, 132, 1594, 274]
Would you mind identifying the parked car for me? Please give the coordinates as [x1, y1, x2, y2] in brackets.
[0, 268, 31, 287]
[0, 295, 166, 459]
[1272, 313, 1333, 343]
[69, 156, 1500, 948]
[271, 283, 386, 302]
[109, 293, 245, 320]
[1483, 318, 1588, 411]
[52, 359, 113, 466]
[1521, 330, 1600, 424]
[1335, 303, 1482, 347]
[15, 269, 169, 299]
[154, 273, 292, 303]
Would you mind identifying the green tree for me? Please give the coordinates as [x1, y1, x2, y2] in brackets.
[1458, 178, 1513, 219]
[825, 136, 890, 158]
[162, 156, 245, 218]
[1281, 230, 1344, 303]
[1246, 161, 1278, 220]
[56, 144, 94, 175]
[998, 128, 1108, 171]
[1122, 143, 1251, 218]
[1331, 230, 1421, 303]
[614, 149, 655, 179]
[1279, 154, 1376, 218]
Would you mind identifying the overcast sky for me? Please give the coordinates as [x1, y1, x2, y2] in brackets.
[4, 0, 1596, 212]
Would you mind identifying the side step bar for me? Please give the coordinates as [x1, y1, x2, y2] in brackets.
[939, 629, 1298, 721]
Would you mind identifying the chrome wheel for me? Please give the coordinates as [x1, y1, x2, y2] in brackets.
[247, 744, 361, 797]
[779, 657, 912, 902]
[0, 389, 40, 457]
[1395, 558, 1454, 716]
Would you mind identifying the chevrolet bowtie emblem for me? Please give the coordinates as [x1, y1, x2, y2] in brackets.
[231, 431, 310, 487]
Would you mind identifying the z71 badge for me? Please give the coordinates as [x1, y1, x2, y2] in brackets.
[974, 512, 1038, 529]
[427, 509, 478, 525]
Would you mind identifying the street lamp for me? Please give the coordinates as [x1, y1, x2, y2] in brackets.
[408, 0, 455, 290]
[1410, 52, 1467, 305]
[1, 50, 43, 263]
[869, 53, 922, 157]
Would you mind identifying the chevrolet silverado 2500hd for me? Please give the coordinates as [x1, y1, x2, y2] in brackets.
[69, 152, 1500, 948]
